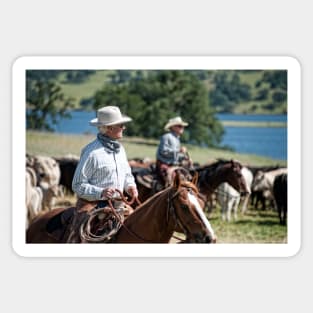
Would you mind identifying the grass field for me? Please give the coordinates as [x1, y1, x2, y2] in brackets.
[59, 71, 113, 107]
[26, 131, 287, 244]
[26, 131, 287, 167]
[221, 120, 286, 127]
[173, 208, 287, 244]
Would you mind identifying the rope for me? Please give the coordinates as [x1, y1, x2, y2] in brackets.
[112, 189, 141, 206]
[79, 207, 123, 243]
[79, 189, 141, 243]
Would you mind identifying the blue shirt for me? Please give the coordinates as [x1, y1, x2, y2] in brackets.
[156, 131, 185, 165]
[72, 138, 136, 201]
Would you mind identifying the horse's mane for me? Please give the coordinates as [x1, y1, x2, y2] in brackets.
[194, 158, 242, 172]
[194, 159, 227, 172]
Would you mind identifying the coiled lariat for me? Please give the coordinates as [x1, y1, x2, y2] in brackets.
[79, 189, 140, 243]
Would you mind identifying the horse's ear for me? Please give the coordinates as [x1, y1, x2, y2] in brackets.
[192, 171, 198, 186]
[173, 172, 181, 189]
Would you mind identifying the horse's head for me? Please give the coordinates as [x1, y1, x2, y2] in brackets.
[225, 160, 250, 196]
[169, 175, 217, 243]
[173, 166, 193, 182]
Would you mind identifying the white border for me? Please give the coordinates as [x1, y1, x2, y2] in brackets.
[12, 56, 301, 258]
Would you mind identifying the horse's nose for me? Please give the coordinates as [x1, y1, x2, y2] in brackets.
[204, 235, 212, 243]
[240, 190, 250, 196]
[204, 234, 217, 244]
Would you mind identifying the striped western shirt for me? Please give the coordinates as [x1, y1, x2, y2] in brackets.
[72, 138, 136, 201]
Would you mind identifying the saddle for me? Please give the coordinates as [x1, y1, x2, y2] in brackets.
[136, 173, 155, 189]
[45, 206, 76, 240]
[45, 199, 102, 241]
[133, 165, 164, 192]
[45, 198, 133, 242]
[137, 173, 165, 193]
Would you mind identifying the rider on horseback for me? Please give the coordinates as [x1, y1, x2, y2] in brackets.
[66, 106, 138, 243]
[156, 116, 192, 187]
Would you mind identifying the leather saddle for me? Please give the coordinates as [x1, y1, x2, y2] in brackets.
[136, 173, 156, 189]
[45, 198, 133, 242]
[45, 198, 99, 240]
[45, 206, 76, 240]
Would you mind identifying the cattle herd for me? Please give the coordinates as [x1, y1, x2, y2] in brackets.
[25, 154, 288, 229]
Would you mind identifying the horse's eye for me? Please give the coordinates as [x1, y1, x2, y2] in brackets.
[181, 204, 189, 212]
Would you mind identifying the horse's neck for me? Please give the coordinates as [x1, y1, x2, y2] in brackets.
[117, 190, 174, 243]
[198, 164, 227, 198]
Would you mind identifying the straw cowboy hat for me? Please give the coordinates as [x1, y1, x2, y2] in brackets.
[164, 116, 189, 131]
[90, 106, 132, 126]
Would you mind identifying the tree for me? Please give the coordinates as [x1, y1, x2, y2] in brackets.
[255, 88, 269, 101]
[272, 90, 287, 103]
[262, 71, 287, 89]
[209, 71, 251, 112]
[26, 74, 75, 131]
[94, 70, 224, 146]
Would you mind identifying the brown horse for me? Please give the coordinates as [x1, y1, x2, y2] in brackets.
[135, 159, 249, 205]
[194, 159, 250, 202]
[26, 175, 216, 244]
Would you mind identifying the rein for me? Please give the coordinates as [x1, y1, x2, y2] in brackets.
[112, 189, 142, 206]
[167, 188, 199, 243]
[168, 191, 188, 242]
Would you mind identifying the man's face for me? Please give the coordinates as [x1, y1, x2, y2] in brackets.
[106, 124, 126, 139]
[172, 125, 185, 135]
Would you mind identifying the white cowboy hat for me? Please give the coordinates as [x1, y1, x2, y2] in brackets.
[90, 106, 132, 126]
[164, 116, 189, 131]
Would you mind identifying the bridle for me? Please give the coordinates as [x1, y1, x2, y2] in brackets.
[167, 186, 204, 242]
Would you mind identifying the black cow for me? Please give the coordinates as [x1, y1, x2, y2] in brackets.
[273, 173, 288, 225]
[54, 156, 79, 194]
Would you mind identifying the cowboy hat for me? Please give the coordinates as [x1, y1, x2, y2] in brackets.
[90, 106, 132, 126]
[164, 116, 189, 131]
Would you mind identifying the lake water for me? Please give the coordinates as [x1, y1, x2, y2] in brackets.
[48, 111, 287, 160]
[215, 114, 287, 160]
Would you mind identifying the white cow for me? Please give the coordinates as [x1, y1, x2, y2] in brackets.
[32, 155, 61, 189]
[41, 184, 63, 211]
[25, 167, 43, 227]
[28, 155, 61, 211]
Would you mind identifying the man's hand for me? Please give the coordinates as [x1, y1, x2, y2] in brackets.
[127, 186, 138, 199]
[180, 146, 187, 154]
[101, 188, 115, 199]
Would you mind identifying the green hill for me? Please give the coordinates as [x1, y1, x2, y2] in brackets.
[54, 70, 287, 115]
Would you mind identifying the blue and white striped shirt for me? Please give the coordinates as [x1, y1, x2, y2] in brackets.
[72, 138, 136, 201]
